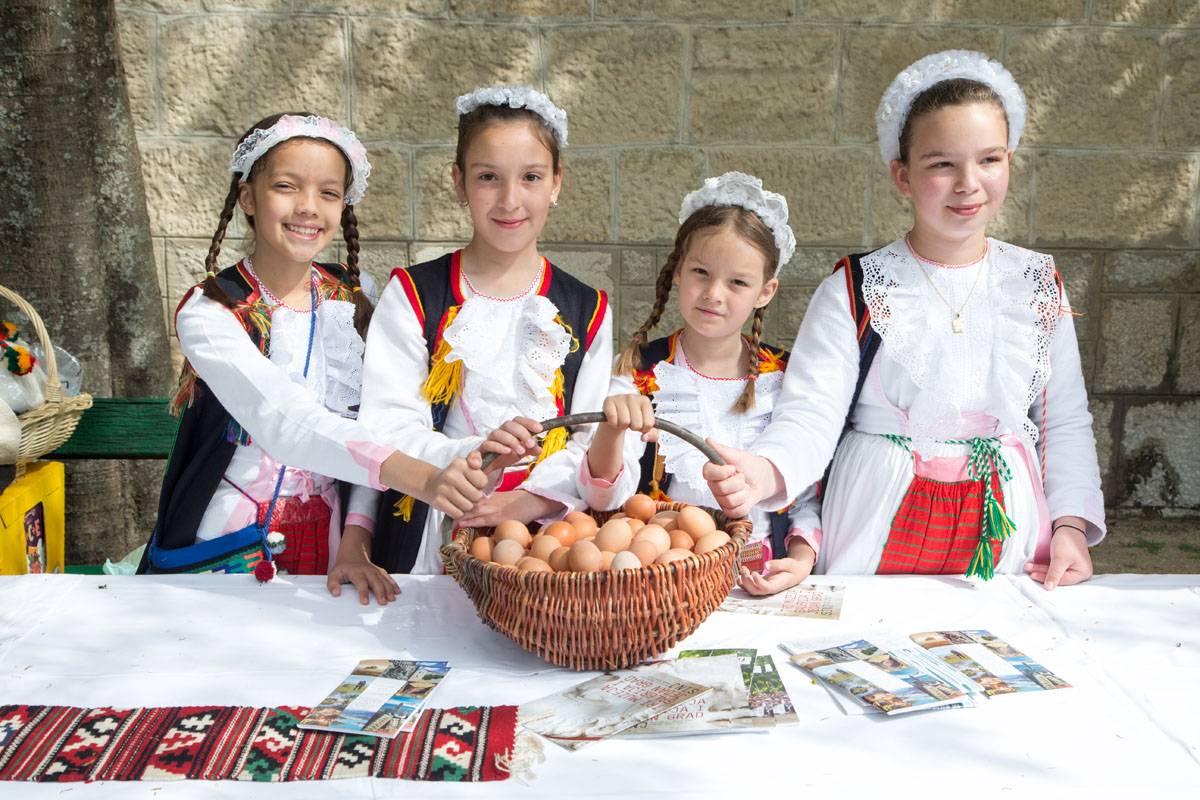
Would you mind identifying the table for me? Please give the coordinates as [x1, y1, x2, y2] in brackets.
[1, 573, 1197, 797]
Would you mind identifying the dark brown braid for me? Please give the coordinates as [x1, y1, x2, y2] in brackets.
[340, 204, 373, 338]
[200, 175, 242, 310]
[614, 252, 678, 375]
[734, 306, 767, 413]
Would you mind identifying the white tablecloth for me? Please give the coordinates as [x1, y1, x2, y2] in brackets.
[0, 573, 1197, 798]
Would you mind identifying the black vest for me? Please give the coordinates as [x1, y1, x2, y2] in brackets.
[370, 252, 607, 574]
[139, 262, 354, 571]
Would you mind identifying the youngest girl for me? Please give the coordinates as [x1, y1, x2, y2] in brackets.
[581, 172, 821, 594]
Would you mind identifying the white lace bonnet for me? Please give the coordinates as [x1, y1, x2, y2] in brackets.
[875, 50, 1028, 165]
[455, 85, 568, 147]
[228, 114, 372, 206]
[678, 172, 797, 276]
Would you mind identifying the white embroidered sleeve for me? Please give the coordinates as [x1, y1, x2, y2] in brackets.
[1029, 285, 1106, 545]
[752, 273, 861, 506]
[175, 291, 395, 489]
[358, 274, 485, 468]
[784, 482, 824, 556]
[521, 303, 616, 515]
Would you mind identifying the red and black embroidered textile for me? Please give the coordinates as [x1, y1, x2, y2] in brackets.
[877, 474, 1005, 575]
[257, 494, 332, 576]
[0, 704, 518, 783]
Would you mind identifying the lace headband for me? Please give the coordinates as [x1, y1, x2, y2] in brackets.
[678, 172, 796, 276]
[455, 85, 568, 147]
[876, 49, 1027, 165]
[228, 114, 371, 205]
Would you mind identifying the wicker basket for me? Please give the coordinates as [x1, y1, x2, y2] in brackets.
[0, 284, 93, 474]
[441, 413, 752, 671]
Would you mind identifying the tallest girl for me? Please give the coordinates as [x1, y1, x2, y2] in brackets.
[350, 86, 612, 574]
[705, 51, 1105, 588]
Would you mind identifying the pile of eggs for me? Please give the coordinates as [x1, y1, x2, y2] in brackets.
[468, 494, 731, 573]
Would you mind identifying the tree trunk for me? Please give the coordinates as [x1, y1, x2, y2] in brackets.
[0, 0, 173, 563]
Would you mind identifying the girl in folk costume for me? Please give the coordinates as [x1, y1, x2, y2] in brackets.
[348, 86, 613, 575]
[580, 172, 822, 594]
[704, 51, 1105, 588]
[145, 113, 494, 602]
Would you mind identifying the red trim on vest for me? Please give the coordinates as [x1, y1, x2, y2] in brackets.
[536, 257, 553, 296]
[584, 290, 608, 350]
[450, 250, 466, 305]
[392, 268, 426, 330]
[234, 260, 263, 305]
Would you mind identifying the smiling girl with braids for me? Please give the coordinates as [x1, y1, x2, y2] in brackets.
[143, 113, 495, 603]
[579, 173, 822, 596]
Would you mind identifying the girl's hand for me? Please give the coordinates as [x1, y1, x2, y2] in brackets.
[702, 440, 777, 519]
[456, 489, 565, 528]
[601, 394, 658, 442]
[327, 524, 401, 605]
[736, 542, 816, 596]
[480, 417, 543, 472]
[1024, 520, 1093, 590]
[425, 451, 490, 519]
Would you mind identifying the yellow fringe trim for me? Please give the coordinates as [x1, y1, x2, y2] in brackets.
[393, 494, 415, 521]
[421, 306, 463, 407]
[534, 426, 569, 467]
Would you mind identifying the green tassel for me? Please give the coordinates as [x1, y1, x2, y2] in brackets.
[966, 535, 995, 580]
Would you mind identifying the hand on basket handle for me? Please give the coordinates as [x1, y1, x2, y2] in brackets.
[479, 417, 543, 473]
[703, 439, 780, 520]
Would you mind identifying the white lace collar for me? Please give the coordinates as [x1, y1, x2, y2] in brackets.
[440, 258, 572, 432]
[861, 237, 1059, 455]
[651, 336, 785, 496]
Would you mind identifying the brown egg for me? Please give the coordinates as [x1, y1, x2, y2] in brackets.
[629, 539, 659, 566]
[633, 524, 671, 557]
[568, 539, 603, 572]
[600, 551, 615, 571]
[517, 556, 552, 573]
[610, 550, 643, 571]
[493, 520, 532, 547]
[648, 510, 679, 531]
[542, 520, 577, 548]
[491, 538, 526, 566]
[623, 494, 657, 522]
[693, 530, 732, 555]
[529, 534, 561, 562]
[468, 535, 493, 561]
[626, 518, 645, 534]
[655, 548, 696, 565]
[594, 519, 634, 553]
[677, 506, 717, 541]
[564, 511, 598, 540]
[548, 546, 571, 572]
[669, 529, 694, 551]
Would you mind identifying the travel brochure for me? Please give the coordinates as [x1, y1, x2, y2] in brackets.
[720, 583, 846, 619]
[785, 630, 1069, 716]
[298, 659, 451, 738]
[521, 648, 798, 749]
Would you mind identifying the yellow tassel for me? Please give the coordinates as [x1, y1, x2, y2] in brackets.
[421, 307, 463, 407]
[548, 367, 565, 402]
[757, 346, 785, 375]
[534, 426, 569, 466]
[393, 494, 415, 521]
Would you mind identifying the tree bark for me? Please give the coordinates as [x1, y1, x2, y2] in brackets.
[0, 0, 173, 563]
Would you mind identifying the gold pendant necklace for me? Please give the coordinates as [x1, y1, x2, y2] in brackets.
[905, 237, 986, 335]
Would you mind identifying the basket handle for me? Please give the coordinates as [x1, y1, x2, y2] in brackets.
[479, 411, 725, 471]
[0, 284, 62, 404]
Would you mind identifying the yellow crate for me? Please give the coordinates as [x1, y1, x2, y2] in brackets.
[0, 461, 64, 574]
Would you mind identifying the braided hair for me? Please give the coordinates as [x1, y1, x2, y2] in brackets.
[615, 205, 779, 412]
[201, 111, 373, 338]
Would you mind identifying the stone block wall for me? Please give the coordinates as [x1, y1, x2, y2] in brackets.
[115, 0, 1200, 515]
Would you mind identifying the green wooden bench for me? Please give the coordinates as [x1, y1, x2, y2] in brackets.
[48, 397, 176, 572]
[50, 397, 177, 460]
